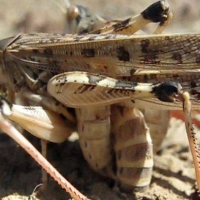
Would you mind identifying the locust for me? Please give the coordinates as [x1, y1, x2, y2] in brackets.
[0, 0, 200, 199]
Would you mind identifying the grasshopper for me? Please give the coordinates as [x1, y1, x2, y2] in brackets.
[0, 0, 200, 199]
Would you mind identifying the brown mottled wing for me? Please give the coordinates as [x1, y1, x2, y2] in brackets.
[5, 33, 200, 76]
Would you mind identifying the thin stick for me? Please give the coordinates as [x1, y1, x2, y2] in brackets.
[0, 105, 89, 200]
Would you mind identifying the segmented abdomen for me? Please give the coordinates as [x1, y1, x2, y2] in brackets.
[76, 106, 114, 175]
[76, 104, 153, 192]
[111, 106, 153, 191]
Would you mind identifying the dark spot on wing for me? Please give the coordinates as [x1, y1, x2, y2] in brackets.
[117, 47, 130, 62]
[191, 81, 197, 88]
[66, 50, 73, 56]
[143, 53, 159, 64]
[172, 52, 182, 64]
[141, 39, 150, 53]
[81, 48, 95, 57]
[32, 49, 39, 54]
[44, 48, 53, 56]
[130, 69, 137, 77]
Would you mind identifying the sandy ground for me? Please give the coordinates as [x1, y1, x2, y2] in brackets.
[1, 0, 200, 199]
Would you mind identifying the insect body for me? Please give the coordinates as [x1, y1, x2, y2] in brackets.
[0, 0, 200, 199]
